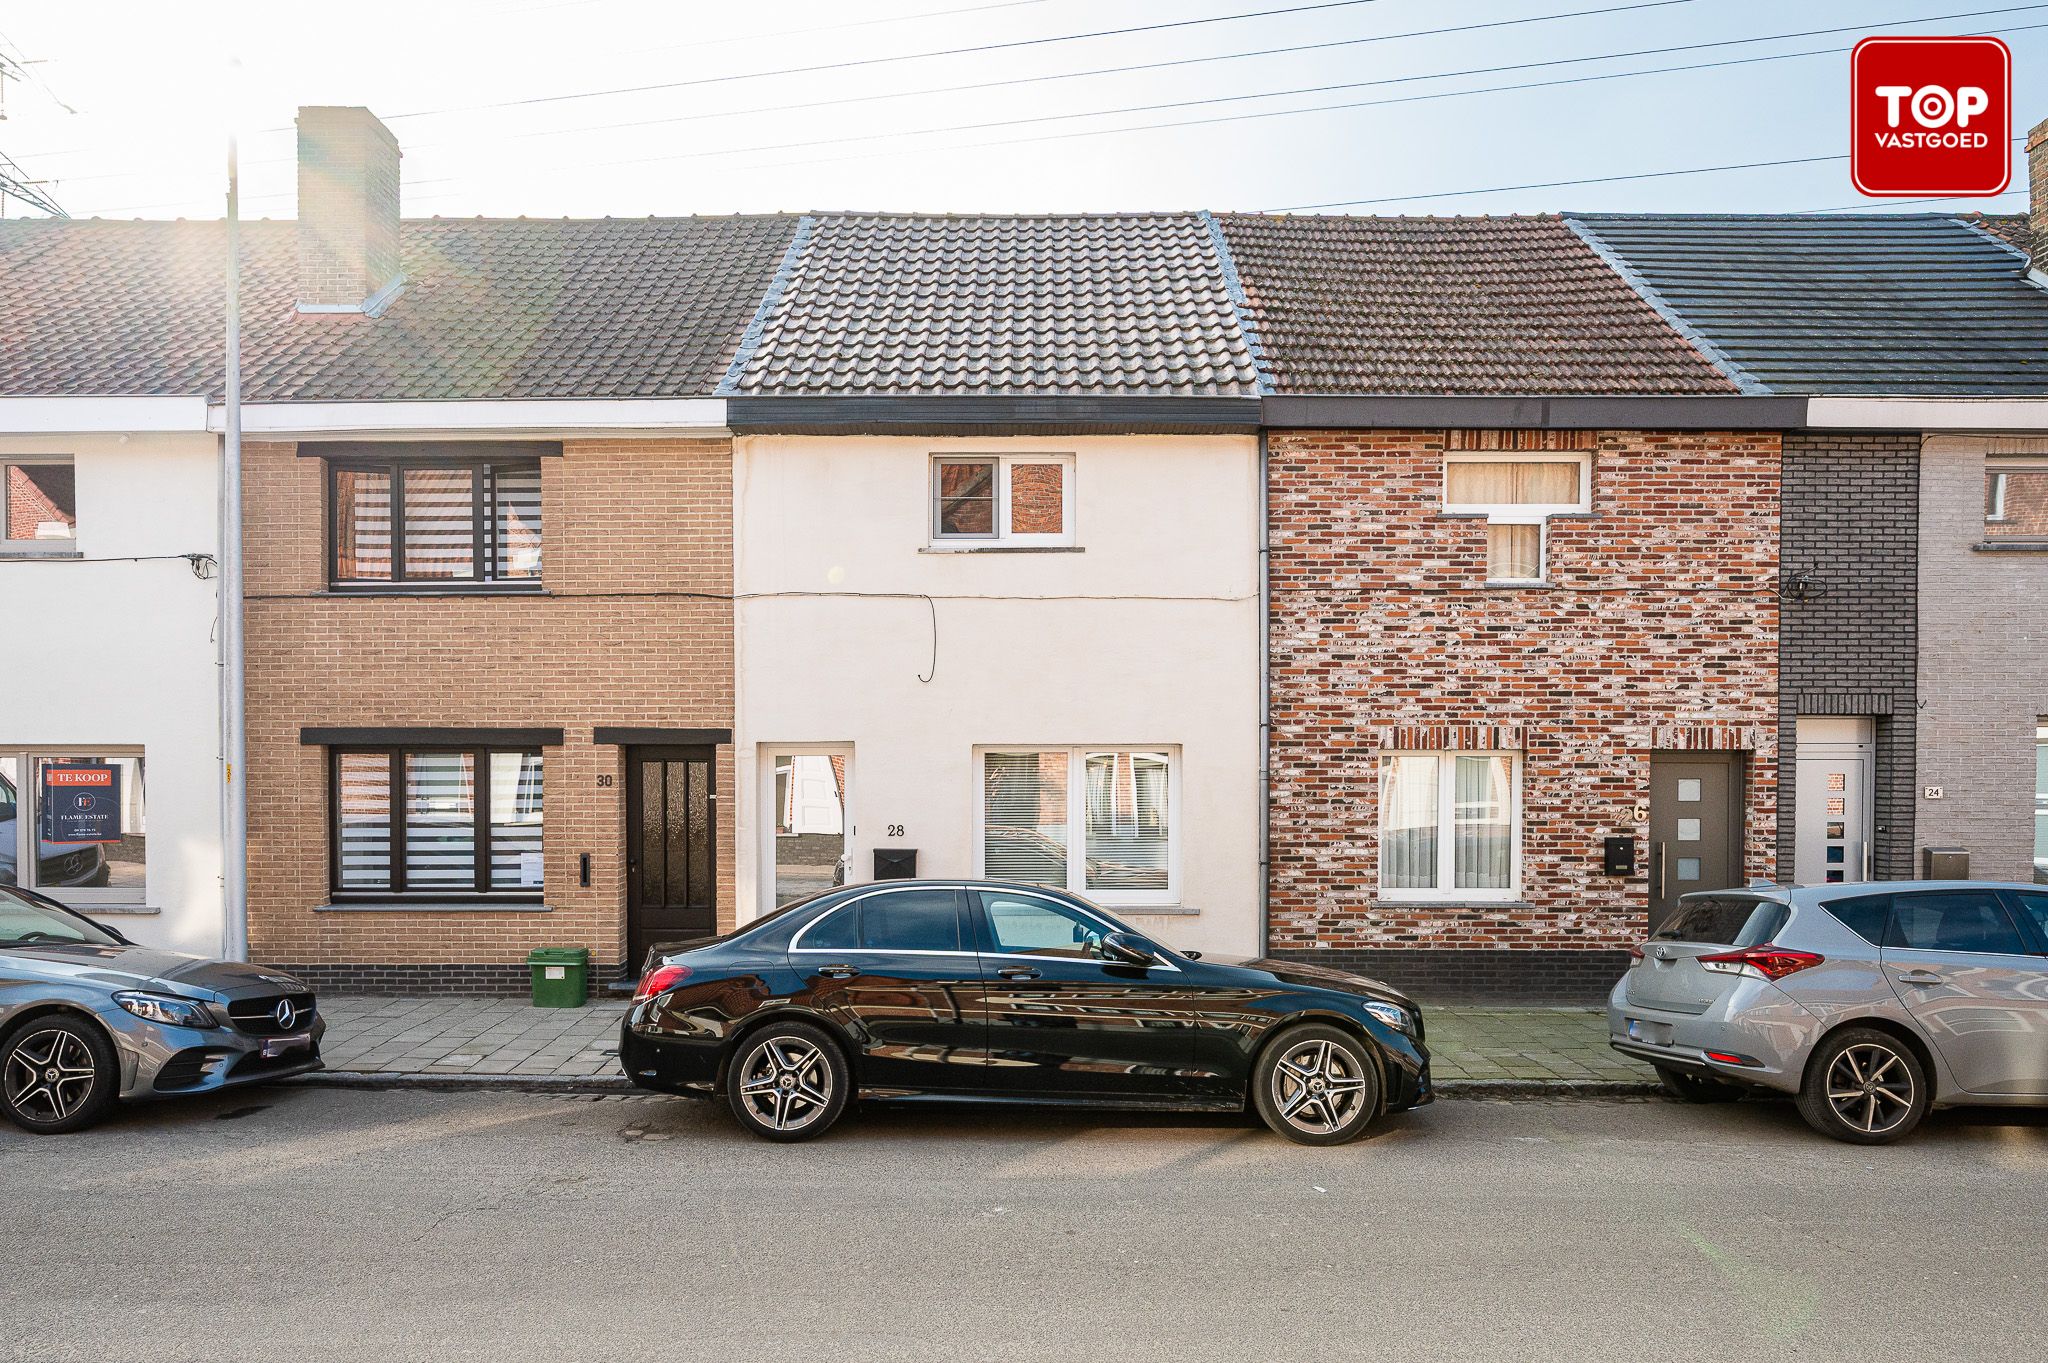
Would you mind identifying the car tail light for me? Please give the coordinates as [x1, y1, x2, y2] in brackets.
[1697, 945, 1823, 981]
[633, 963, 692, 1001]
[1627, 941, 1647, 963]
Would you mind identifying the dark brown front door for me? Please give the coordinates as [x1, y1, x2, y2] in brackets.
[1648, 753, 1745, 933]
[625, 746, 716, 969]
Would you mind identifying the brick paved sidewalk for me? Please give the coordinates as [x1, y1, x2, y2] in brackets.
[309, 996, 1650, 1087]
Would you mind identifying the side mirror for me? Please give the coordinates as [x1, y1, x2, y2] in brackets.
[1098, 931, 1158, 967]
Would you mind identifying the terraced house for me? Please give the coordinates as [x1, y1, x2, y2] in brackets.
[9, 102, 2048, 1003]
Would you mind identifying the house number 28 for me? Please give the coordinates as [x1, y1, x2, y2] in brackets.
[886, 824, 905, 838]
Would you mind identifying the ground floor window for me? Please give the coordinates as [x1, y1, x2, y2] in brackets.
[1379, 751, 1520, 901]
[331, 748, 543, 899]
[0, 749, 146, 905]
[766, 748, 850, 910]
[979, 747, 1176, 904]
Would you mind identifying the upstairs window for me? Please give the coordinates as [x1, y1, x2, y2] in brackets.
[2, 459, 77, 551]
[1986, 459, 2048, 539]
[932, 455, 1073, 546]
[1444, 453, 1590, 584]
[328, 452, 543, 589]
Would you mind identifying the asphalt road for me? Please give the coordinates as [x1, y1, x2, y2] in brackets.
[6, 1085, 2045, 1363]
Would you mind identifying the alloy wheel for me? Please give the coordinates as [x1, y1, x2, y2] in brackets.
[1270, 1036, 1372, 1136]
[4, 1028, 98, 1124]
[736, 1035, 834, 1134]
[1823, 1041, 1915, 1136]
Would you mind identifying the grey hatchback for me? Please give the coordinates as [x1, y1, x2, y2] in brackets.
[1611, 881, 2048, 1143]
[0, 884, 324, 1133]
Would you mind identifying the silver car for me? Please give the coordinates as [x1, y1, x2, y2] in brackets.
[1611, 881, 2048, 1144]
[0, 884, 324, 1133]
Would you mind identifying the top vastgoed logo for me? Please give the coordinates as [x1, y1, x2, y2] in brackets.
[1851, 36, 2012, 197]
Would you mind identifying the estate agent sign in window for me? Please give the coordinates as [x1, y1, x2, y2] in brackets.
[979, 747, 1175, 904]
[0, 750, 146, 905]
[328, 450, 543, 589]
[332, 748, 544, 899]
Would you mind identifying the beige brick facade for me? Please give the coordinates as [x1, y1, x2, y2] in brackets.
[244, 437, 734, 989]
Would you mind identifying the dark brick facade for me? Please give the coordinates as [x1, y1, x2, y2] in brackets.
[276, 961, 627, 996]
[1777, 432, 1919, 879]
[1270, 948, 1633, 1004]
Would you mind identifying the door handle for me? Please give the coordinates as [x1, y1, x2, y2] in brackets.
[818, 964, 860, 980]
[1895, 969, 1943, 987]
[996, 966, 1041, 981]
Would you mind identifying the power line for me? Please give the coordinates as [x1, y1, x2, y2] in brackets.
[372, 0, 1396, 122]
[398, 10, 2048, 196]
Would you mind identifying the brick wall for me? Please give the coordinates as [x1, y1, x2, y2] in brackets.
[1915, 435, 2048, 882]
[1267, 429, 1780, 992]
[1777, 431, 1918, 878]
[244, 438, 735, 990]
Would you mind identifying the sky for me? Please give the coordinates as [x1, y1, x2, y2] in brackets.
[3, 0, 2047, 220]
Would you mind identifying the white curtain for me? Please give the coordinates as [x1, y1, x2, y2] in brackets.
[1453, 754, 1514, 891]
[1381, 755, 1440, 890]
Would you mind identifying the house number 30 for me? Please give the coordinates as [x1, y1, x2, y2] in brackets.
[596, 774, 614, 788]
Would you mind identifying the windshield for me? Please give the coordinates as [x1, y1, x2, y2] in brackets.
[0, 886, 122, 948]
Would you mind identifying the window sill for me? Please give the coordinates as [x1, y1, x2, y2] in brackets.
[1109, 903, 1198, 917]
[919, 545, 1083, 555]
[322, 586, 551, 597]
[1480, 579, 1553, 590]
[78, 904, 159, 916]
[1972, 540, 2048, 554]
[0, 547, 83, 560]
[1374, 899, 1534, 911]
[316, 900, 552, 913]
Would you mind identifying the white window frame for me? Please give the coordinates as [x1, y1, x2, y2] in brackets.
[0, 455, 78, 555]
[973, 745, 1180, 909]
[930, 453, 1075, 548]
[1986, 457, 2048, 532]
[1443, 451, 1591, 585]
[1376, 750, 1523, 904]
[1, 746, 146, 907]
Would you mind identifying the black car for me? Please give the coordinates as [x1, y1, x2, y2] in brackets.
[620, 879, 1431, 1144]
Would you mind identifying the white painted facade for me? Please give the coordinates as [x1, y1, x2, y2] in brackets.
[733, 433, 1263, 956]
[0, 428, 225, 955]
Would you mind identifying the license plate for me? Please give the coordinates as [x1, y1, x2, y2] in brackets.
[262, 1033, 312, 1058]
[1625, 1018, 1672, 1046]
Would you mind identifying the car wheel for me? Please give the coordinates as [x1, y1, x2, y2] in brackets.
[725, 1022, 849, 1143]
[1253, 1023, 1382, 1146]
[1655, 1064, 1743, 1104]
[1796, 1027, 1929, 1145]
[1, 1015, 118, 1135]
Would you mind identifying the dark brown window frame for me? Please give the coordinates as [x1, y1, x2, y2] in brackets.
[327, 744, 545, 902]
[323, 451, 545, 593]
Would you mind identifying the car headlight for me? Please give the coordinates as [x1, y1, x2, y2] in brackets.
[1361, 1000, 1412, 1034]
[114, 991, 217, 1029]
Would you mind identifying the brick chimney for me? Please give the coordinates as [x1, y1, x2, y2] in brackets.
[2028, 115, 2048, 274]
[295, 106, 404, 314]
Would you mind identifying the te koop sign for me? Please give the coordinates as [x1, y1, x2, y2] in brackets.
[1852, 36, 2012, 197]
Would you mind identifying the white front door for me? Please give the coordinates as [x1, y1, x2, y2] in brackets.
[1794, 717, 1875, 886]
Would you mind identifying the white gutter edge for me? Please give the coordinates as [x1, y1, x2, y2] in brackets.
[206, 397, 730, 437]
[0, 396, 212, 432]
[1806, 397, 2048, 431]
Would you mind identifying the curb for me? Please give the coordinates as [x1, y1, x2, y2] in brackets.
[1435, 1078, 1661, 1099]
[284, 1070, 1661, 1101]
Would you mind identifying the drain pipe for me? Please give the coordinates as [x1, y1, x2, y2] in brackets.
[219, 122, 249, 962]
[1257, 428, 1271, 957]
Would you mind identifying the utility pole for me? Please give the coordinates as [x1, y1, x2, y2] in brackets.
[220, 121, 248, 961]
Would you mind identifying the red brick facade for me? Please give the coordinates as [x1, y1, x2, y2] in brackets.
[243, 437, 734, 990]
[1268, 429, 1781, 956]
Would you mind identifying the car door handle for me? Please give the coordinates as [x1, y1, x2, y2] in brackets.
[818, 964, 860, 980]
[996, 966, 1041, 981]
[1895, 969, 1943, 986]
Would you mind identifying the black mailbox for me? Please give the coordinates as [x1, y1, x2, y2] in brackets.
[1603, 836, 1636, 876]
[874, 848, 918, 880]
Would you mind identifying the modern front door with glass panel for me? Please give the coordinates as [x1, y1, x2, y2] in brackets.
[764, 748, 851, 914]
[1794, 717, 1874, 887]
[625, 746, 716, 968]
[1647, 753, 1744, 932]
